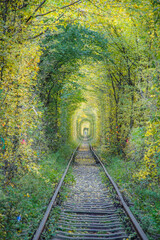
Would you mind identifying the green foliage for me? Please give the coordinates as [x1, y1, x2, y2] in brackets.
[38, 24, 108, 149]
[0, 144, 74, 240]
[1, 0, 159, 239]
[101, 154, 160, 240]
[125, 127, 146, 166]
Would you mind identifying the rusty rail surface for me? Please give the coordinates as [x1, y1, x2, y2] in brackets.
[32, 145, 79, 240]
[90, 145, 148, 240]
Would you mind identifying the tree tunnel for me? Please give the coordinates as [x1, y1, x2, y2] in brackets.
[78, 118, 93, 139]
[71, 104, 97, 142]
[80, 119, 91, 138]
[1, 1, 159, 238]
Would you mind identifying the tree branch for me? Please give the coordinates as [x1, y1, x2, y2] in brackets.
[26, 13, 64, 40]
[26, 0, 47, 23]
[111, 77, 118, 104]
[18, 3, 28, 10]
[27, 28, 48, 40]
[35, 0, 81, 18]
[110, 71, 121, 84]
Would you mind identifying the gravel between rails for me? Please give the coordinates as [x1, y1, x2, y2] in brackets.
[53, 142, 129, 240]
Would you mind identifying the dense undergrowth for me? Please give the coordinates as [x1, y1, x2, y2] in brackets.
[98, 149, 160, 240]
[0, 143, 75, 240]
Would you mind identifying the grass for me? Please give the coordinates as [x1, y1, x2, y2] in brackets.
[0, 143, 76, 240]
[98, 153, 160, 240]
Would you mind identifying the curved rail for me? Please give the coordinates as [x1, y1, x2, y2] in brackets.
[90, 145, 148, 240]
[32, 145, 79, 240]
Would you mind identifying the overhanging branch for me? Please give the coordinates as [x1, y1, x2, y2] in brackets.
[26, 13, 64, 40]
[35, 0, 81, 18]
[26, 0, 47, 23]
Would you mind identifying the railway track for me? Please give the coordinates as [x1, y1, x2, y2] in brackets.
[32, 141, 148, 240]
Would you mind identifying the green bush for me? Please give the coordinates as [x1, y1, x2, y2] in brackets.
[125, 127, 146, 166]
[101, 153, 160, 240]
[0, 144, 75, 240]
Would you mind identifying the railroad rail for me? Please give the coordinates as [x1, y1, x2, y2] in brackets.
[32, 141, 148, 240]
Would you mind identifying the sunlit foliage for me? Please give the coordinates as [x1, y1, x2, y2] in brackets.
[0, 0, 159, 239]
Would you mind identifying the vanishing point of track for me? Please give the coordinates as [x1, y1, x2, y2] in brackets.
[32, 141, 148, 240]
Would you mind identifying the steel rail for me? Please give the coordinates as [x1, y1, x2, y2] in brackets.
[90, 145, 148, 240]
[32, 145, 79, 240]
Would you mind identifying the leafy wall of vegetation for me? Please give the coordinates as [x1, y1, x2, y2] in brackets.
[0, 0, 159, 239]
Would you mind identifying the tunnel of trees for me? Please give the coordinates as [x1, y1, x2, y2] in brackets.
[0, 0, 160, 239]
